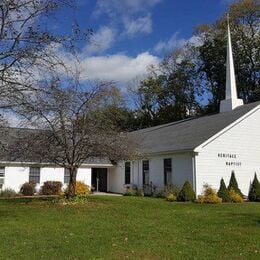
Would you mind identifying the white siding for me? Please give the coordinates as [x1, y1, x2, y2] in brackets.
[196, 107, 260, 196]
[4, 167, 29, 192]
[1, 166, 92, 192]
[172, 154, 194, 187]
[108, 154, 194, 193]
[77, 168, 92, 187]
[108, 163, 125, 193]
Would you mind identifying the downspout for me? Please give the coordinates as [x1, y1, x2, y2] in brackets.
[137, 160, 140, 188]
[192, 153, 197, 196]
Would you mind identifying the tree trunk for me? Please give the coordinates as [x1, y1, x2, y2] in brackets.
[67, 167, 78, 198]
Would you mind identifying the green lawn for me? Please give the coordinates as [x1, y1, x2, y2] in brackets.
[0, 196, 260, 260]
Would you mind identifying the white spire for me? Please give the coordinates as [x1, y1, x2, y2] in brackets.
[220, 15, 243, 113]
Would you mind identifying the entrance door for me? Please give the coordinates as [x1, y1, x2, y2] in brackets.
[91, 168, 107, 192]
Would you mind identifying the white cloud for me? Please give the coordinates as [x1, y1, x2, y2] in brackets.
[80, 52, 159, 83]
[124, 15, 152, 37]
[84, 26, 116, 55]
[94, 0, 162, 17]
[93, 0, 162, 38]
[154, 34, 202, 54]
[154, 32, 186, 54]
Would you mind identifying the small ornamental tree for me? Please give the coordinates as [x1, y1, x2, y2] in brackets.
[229, 188, 243, 203]
[228, 171, 243, 197]
[177, 181, 196, 202]
[217, 178, 231, 202]
[248, 173, 260, 202]
[197, 184, 222, 204]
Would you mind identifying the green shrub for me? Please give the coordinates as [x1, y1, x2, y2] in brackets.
[229, 188, 243, 203]
[165, 183, 180, 197]
[217, 178, 231, 202]
[228, 171, 243, 197]
[123, 188, 136, 196]
[248, 173, 260, 202]
[41, 181, 62, 195]
[153, 189, 165, 198]
[166, 193, 176, 202]
[0, 188, 17, 198]
[135, 189, 144, 197]
[196, 184, 222, 204]
[20, 182, 36, 196]
[177, 181, 196, 202]
[52, 195, 88, 205]
[124, 188, 144, 197]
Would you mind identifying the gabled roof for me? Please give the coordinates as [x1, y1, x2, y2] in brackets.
[131, 101, 260, 155]
[0, 127, 113, 166]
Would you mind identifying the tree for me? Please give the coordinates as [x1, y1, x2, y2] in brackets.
[217, 178, 231, 202]
[0, 0, 90, 111]
[195, 0, 260, 112]
[130, 47, 202, 129]
[5, 78, 138, 198]
[228, 171, 243, 197]
[248, 173, 260, 201]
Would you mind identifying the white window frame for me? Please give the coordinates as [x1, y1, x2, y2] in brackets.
[29, 167, 41, 184]
[64, 168, 70, 184]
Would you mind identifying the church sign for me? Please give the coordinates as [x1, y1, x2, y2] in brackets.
[218, 153, 242, 167]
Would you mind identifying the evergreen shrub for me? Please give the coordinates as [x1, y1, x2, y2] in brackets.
[248, 173, 260, 202]
[177, 181, 196, 202]
[228, 171, 243, 197]
[217, 178, 231, 202]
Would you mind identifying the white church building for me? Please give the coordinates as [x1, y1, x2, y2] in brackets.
[0, 22, 259, 196]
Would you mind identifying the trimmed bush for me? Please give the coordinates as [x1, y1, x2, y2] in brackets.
[165, 184, 180, 197]
[0, 188, 17, 198]
[123, 188, 136, 196]
[153, 189, 165, 198]
[166, 193, 176, 202]
[217, 178, 231, 202]
[75, 181, 90, 196]
[248, 173, 260, 202]
[228, 171, 243, 197]
[196, 184, 222, 204]
[123, 188, 144, 197]
[41, 181, 62, 195]
[135, 189, 144, 197]
[229, 188, 243, 203]
[177, 181, 196, 202]
[20, 182, 36, 196]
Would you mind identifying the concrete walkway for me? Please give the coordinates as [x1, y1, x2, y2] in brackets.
[92, 192, 122, 196]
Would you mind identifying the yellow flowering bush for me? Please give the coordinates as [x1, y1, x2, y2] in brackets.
[75, 181, 91, 196]
[196, 184, 222, 204]
[166, 193, 177, 202]
[229, 188, 243, 203]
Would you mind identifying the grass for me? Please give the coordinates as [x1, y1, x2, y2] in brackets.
[0, 196, 260, 260]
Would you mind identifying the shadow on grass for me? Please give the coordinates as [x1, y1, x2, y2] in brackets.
[0, 196, 59, 204]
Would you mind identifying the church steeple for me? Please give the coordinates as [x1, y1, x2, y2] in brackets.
[220, 15, 243, 113]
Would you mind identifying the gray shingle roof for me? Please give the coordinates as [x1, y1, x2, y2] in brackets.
[0, 127, 112, 165]
[130, 102, 260, 155]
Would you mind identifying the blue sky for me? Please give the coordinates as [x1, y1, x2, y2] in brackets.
[48, 0, 235, 84]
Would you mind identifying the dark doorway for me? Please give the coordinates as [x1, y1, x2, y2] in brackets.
[91, 168, 107, 192]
